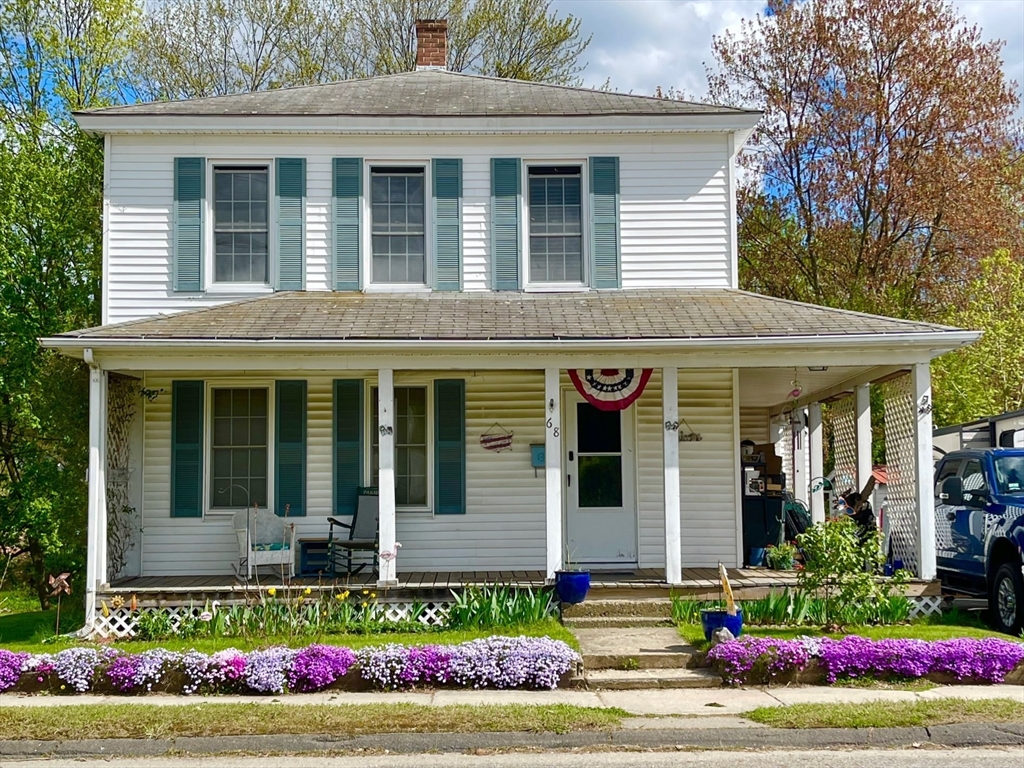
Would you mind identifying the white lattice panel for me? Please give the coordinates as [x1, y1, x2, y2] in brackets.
[779, 422, 794, 490]
[880, 374, 920, 575]
[826, 396, 858, 495]
[91, 600, 455, 639]
[909, 596, 943, 619]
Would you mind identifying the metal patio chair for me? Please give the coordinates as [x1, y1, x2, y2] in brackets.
[328, 487, 379, 577]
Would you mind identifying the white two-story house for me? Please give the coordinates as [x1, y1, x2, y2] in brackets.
[44, 20, 975, 633]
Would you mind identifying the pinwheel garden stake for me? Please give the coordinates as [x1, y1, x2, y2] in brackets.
[49, 572, 72, 636]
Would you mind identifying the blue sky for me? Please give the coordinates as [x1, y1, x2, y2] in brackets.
[554, 0, 1024, 114]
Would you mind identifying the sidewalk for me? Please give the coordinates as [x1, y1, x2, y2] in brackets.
[2, 683, 1022, 716]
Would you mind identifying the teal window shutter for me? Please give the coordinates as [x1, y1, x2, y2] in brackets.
[333, 158, 362, 291]
[275, 380, 307, 517]
[171, 381, 204, 518]
[590, 156, 621, 289]
[173, 158, 204, 292]
[433, 158, 462, 290]
[434, 379, 466, 514]
[333, 379, 363, 515]
[491, 158, 521, 290]
[275, 158, 305, 291]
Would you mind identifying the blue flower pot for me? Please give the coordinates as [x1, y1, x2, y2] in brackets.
[700, 609, 744, 642]
[555, 571, 591, 604]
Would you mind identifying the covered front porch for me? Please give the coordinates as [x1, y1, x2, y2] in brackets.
[41, 290, 975, 634]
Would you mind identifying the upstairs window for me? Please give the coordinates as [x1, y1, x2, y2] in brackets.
[214, 167, 269, 284]
[528, 166, 583, 284]
[371, 167, 426, 284]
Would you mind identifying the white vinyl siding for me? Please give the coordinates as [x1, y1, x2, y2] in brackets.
[138, 367, 740, 576]
[739, 407, 770, 444]
[105, 133, 731, 323]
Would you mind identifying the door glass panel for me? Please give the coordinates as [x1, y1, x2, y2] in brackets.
[960, 460, 987, 506]
[576, 403, 620, 453]
[578, 456, 623, 508]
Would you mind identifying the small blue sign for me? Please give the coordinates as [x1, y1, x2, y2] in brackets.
[530, 444, 546, 468]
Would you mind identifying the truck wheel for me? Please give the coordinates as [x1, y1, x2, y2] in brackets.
[989, 561, 1024, 636]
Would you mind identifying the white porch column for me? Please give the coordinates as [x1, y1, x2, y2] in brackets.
[662, 367, 682, 585]
[808, 402, 825, 524]
[97, 371, 109, 586]
[84, 363, 107, 629]
[376, 369, 398, 587]
[792, 409, 808, 505]
[544, 368, 563, 581]
[912, 363, 937, 580]
[855, 383, 872, 492]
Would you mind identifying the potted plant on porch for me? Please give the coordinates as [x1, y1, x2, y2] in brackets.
[700, 563, 744, 640]
[554, 549, 590, 604]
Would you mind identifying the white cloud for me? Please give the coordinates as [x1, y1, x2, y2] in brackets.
[557, 0, 1024, 113]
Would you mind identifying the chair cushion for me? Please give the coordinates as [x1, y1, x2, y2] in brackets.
[253, 542, 290, 551]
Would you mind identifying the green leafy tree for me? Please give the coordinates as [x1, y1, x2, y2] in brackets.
[932, 252, 1024, 427]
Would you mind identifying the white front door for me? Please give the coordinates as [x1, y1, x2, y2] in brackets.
[564, 391, 638, 566]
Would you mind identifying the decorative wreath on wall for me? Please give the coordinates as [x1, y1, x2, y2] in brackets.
[568, 369, 653, 412]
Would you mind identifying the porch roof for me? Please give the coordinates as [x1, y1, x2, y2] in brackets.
[48, 289, 969, 348]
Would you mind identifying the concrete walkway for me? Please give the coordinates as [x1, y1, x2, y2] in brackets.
[1, 684, 1021, 716]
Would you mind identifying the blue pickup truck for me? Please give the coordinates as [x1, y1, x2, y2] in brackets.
[934, 448, 1024, 634]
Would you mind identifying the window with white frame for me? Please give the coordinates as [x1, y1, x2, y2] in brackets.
[370, 166, 426, 284]
[213, 166, 269, 284]
[210, 388, 268, 508]
[371, 386, 428, 506]
[528, 165, 583, 284]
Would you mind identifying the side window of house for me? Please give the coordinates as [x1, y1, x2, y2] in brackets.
[371, 167, 426, 284]
[214, 167, 269, 284]
[371, 386, 428, 506]
[935, 459, 961, 498]
[528, 165, 583, 284]
[211, 388, 268, 508]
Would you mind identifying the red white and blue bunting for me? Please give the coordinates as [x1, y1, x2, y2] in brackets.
[568, 369, 653, 412]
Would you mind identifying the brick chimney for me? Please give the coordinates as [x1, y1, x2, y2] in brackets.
[415, 19, 448, 70]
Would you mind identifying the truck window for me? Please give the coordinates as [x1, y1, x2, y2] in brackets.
[994, 455, 1024, 494]
[935, 459, 961, 498]
[959, 459, 988, 506]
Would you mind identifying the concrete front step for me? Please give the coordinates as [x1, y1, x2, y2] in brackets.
[583, 651, 695, 670]
[562, 598, 674, 619]
[564, 616, 676, 629]
[581, 667, 722, 690]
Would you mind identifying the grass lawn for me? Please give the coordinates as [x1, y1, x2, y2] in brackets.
[677, 621, 1011, 648]
[0, 703, 626, 739]
[745, 698, 1024, 729]
[0, 615, 577, 654]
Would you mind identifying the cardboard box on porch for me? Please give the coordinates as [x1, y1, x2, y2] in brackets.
[753, 444, 783, 475]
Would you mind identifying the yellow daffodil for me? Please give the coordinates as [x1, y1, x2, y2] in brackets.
[341, 590, 350, 599]
[334, 593, 344, 601]
[361, 601, 368, 608]
[304, 587, 312, 595]
[370, 592, 377, 599]
[362, 589, 369, 594]
[267, 587, 277, 597]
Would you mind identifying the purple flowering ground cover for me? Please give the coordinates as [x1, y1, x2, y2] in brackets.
[706, 634, 1024, 686]
[0, 635, 579, 696]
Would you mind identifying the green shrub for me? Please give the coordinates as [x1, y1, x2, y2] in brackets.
[764, 543, 797, 570]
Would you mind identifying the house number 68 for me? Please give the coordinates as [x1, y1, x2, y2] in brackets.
[546, 418, 559, 438]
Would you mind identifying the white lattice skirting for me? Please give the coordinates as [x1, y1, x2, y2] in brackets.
[92, 600, 455, 639]
[909, 596, 944, 619]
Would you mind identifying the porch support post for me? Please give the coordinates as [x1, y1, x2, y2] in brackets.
[792, 408, 809, 505]
[912, 362, 937, 580]
[662, 367, 682, 585]
[808, 402, 825, 524]
[544, 368, 563, 581]
[377, 368, 398, 587]
[85, 362, 107, 631]
[855, 383, 872, 492]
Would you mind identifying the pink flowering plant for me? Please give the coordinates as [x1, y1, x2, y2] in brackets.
[0, 635, 579, 695]
[706, 634, 1024, 686]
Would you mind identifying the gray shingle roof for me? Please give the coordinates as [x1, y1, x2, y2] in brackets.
[56, 289, 958, 342]
[75, 70, 756, 118]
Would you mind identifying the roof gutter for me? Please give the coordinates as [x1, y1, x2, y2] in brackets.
[40, 330, 981, 356]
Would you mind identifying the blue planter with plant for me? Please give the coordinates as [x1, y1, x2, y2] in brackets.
[700, 608, 744, 641]
[555, 570, 591, 604]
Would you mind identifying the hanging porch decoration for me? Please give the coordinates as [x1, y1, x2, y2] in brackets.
[568, 369, 653, 412]
[479, 423, 514, 452]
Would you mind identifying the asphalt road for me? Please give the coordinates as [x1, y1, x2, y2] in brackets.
[5, 749, 1023, 768]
